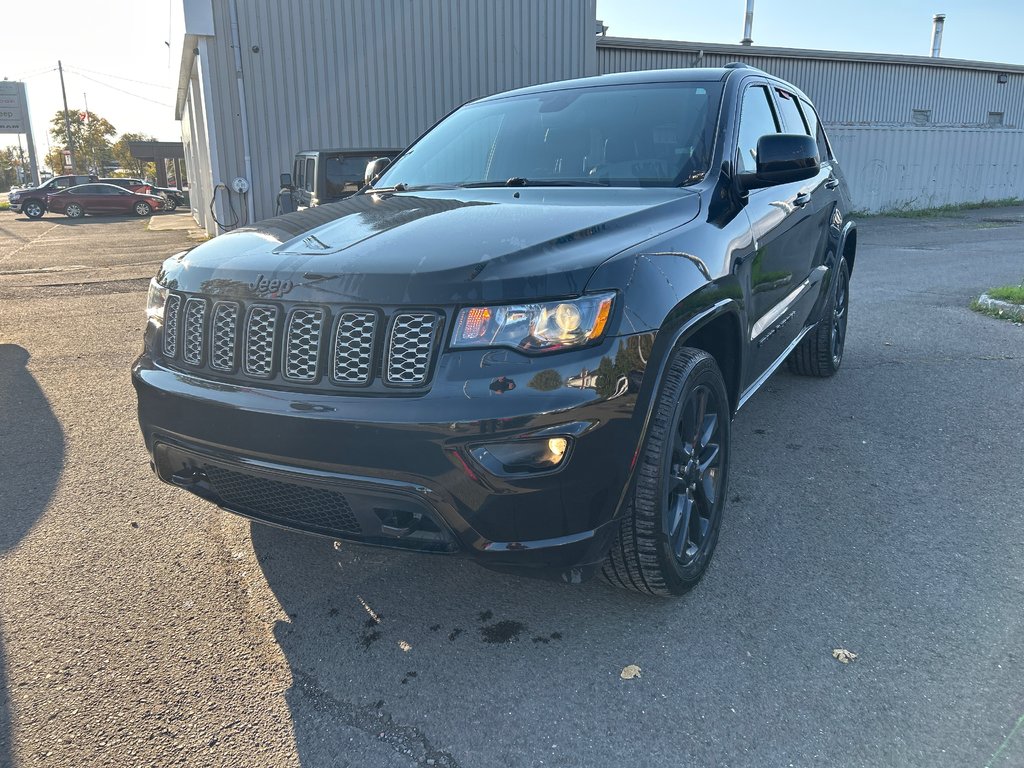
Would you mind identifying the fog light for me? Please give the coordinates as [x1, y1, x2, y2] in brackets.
[469, 437, 572, 476]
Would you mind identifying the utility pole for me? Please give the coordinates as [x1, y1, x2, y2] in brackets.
[83, 91, 90, 173]
[57, 60, 77, 173]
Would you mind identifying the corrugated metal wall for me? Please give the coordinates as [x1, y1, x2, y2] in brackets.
[186, 0, 597, 229]
[598, 38, 1024, 211]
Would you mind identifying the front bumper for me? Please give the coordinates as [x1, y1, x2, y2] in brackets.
[132, 335, 651, 578]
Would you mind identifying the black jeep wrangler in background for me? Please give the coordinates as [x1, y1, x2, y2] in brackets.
[285, 147, 402, 209]
[135, 65, 855, 596]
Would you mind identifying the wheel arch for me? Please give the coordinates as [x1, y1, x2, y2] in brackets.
[839, 222, 857, 276]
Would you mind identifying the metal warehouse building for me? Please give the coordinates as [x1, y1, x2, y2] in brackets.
[177, 0, 1024, 233]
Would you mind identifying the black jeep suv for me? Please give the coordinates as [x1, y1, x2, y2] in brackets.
[134, 66, 855, 596]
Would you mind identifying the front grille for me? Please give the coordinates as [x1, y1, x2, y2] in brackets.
[201, 464, 361, 535]
[244, 305, 278, 378]
[284, 308, 325, 381]
[160, 293, 442, 390]
[386, 313, 439, 385]
[210, 302, 239, 372]
[163, 294, 181, 357]
[182, 298, 207, 365]
[332, 310, 377, 384]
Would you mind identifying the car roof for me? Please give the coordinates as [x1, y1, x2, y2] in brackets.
[295, 148, 402, 157]
[472, 65, 808, 103]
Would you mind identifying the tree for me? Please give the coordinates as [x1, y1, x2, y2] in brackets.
[44, 147, 66, 175]
[111, 132, 157, 180]
[0, 146, 21, 189]
[49, 108, 116, 175]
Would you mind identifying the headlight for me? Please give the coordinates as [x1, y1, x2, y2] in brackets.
[9, 192, 20, 201]
[452, 292, 614, 352]
[146, 278, 168, 322]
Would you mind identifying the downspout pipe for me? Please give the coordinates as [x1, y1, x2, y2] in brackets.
[228, 0, 256, 224]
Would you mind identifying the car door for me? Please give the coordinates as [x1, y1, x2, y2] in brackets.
[772, 86, 837, 319]
[110, 187, 137, 214]
[736, 81, 821, 376]
[84, 185, 116, 213]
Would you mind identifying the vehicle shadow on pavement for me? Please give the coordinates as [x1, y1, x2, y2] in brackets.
[0, 345, 65, 766]
[250, 522, 692, 766]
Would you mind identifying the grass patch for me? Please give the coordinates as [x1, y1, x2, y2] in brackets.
[854, 197, 1024, 219]
[0, 200, 10, 211]
[987, 282, 1024, 304]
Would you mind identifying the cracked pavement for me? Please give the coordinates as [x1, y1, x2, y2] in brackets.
[0, 205, 1022, 767]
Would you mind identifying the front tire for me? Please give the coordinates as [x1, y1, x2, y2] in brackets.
[134, 201, 153, 217]
[788, 258, 850, 377]
[23, 200, 44, 219]
[163, 197, 178, 211]
[65, 203, 83, 219]
[602, 347, 731, 597]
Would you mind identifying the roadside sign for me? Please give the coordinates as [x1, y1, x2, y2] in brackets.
[0, 82, 27, 133]
[62, 150, 72, 169]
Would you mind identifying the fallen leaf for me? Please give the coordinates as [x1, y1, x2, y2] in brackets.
[832, 648, 857, 664]
[620, 664, 642, 680]
[398, 641, 412, 652]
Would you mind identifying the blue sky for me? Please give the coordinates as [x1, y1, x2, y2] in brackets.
[597, 0, 1023, 64]
[4, 1, 1022, 166]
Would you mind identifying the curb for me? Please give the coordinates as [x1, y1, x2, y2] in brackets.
[977, 293, 1024, 321]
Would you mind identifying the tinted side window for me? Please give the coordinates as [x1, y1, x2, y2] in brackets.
[774, 89, 809, 134]
[798, 98, 833, 161]
[304, 158, 315, 192]
[736, 85, 779, 174]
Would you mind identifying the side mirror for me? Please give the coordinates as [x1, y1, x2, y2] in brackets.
[364, 157, 392, 185]
[279, 173, 293, 189]
[739, 134, 819, 191]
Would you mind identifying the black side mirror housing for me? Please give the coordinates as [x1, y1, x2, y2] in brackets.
[279, 173, 293, 189]
[738, 134, 819, 191]
[364, 157, 392, 186]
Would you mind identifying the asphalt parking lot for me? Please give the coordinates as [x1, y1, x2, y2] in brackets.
[1, 204, 1022, 768]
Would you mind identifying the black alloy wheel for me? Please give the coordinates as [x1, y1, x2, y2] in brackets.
[602, 346, 731, 596]
[664, 383, 724, 567]
[831, 264, 849, 367]
[787, 257, 851, 378]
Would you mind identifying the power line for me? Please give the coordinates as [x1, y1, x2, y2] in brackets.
[63, 64, 174, 91]
[64, 70, 174, 109]
[7, 66, 56, 81]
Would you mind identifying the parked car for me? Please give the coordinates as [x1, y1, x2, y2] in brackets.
[8, 174, 98, 218]
[135, 65, 856, 596]
[285, 148, 402, 209]
[47, 183, 165, 218]
[99, 177, 155, 195]
[153, 186, 188, 211]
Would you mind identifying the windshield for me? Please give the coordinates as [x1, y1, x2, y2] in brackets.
[375, 81, 722, 189]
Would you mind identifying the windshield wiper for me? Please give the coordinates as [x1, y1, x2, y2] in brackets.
[459, 177, 609, 188]
[367, 182, 461, 194]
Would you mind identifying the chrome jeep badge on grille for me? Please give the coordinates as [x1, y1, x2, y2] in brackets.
[247, 274, 294, 298]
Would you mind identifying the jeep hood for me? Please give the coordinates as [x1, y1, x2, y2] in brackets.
[161, 187, 701, 305]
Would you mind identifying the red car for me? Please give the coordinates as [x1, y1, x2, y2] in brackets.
[46, 183, 165, 218]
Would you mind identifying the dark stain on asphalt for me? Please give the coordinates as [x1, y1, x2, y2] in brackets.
[785, 442, 803, 450]
[448, 628, 463, 642]
[754, 428, 767, 435]
[532, 632, 563, 644]
[328, 607, 339, 617]
[401, 671, 418, 685]
[364, 614, 383, 628]
[429, 624, 442, 632]
[360, 630, 382, 649]
[481, 620, 526, 644]
[130, 521, 139, 528]
[478, 610, 493, 622]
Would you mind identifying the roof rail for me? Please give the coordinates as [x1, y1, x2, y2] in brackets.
[724, 62, 751, 69]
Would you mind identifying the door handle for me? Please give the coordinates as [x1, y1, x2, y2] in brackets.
[824, 176, 840, 189]
[793, 192, 811, 207]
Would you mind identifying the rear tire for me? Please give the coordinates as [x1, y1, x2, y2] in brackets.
[163, 197, 178, 211]
[601, 347, 731, 597]
[787, 258, 850, 377]
[23, 200, 45, 219]
[134, 201, 152, 217]
[65, 203, 83, 219]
